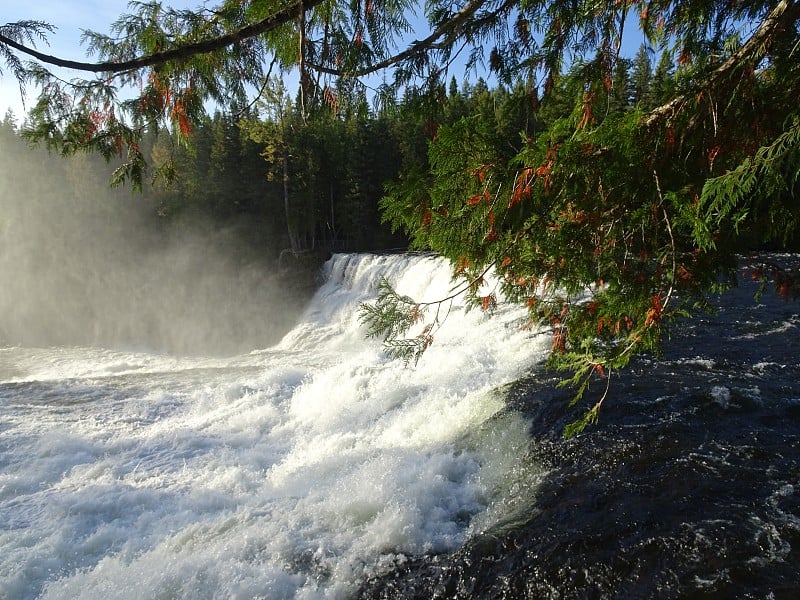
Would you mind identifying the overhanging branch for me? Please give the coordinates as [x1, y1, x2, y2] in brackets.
[0, 0, 326, 74]
[307, 0, 495, 77]
[643, 0, 796, 128]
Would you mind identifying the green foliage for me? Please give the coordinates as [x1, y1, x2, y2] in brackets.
[563, 402, 602, 439]
[359, 277, 434, 364]
[372, 4, 800, 434]
[0, 20, 54, 93]
[697, 117, 800, 250]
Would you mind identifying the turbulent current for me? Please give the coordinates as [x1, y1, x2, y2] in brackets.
[2, 253, 799, 599]
[0, 253, 547, 599]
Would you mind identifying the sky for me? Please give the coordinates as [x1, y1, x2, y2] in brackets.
[0, 1, 197, 120]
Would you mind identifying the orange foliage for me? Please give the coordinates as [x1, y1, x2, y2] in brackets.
[480, 294, 497, 311]
[577, 91, 595, 129]
[484, 211, 498, 241]
[551, 327, 566, 353]
[643, 294, 663, 327]
[593, 363, 606, 377]
[509, 167, 534, 208]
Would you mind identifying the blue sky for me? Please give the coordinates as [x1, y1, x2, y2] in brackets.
[1, 1, 196, 119]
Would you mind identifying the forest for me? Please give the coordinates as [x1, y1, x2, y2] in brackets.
[4, 43, 755, 263]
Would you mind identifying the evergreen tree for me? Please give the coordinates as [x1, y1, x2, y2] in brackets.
[1, 109, 16, 133]
[208, 112, 242, 216]
[608, 57, 632, 113]
[629, 44, 652, 108]
[444, 76, 470, 123]
[645, 51, 676, 110]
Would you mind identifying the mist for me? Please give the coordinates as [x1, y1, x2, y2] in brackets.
[0, 130, 314, 356]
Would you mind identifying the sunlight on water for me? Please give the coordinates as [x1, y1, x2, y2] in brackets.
[0, 253, 549, 599]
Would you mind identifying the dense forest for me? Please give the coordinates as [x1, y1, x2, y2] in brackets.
[4, 43, 743, 264]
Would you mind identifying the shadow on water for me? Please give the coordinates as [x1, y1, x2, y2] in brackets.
[359, 272, 800, 599]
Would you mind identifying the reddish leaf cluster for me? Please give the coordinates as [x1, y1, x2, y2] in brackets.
[509, 167, 535, 207]
[455, 255, 472, 275]
[748, 262, 799, 301]
[577, 91, 595, 130]
[643, 294, 663, 327]
[484, 211, 498, 241]
[417, 324, 434, 353]
[480, 294, 497, 311]
[536, 145, 559, 191]
[171, 98, 192, 136]
[467, 190, 491, 206]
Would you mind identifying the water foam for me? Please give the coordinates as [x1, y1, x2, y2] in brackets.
[0, 253, 548, 599]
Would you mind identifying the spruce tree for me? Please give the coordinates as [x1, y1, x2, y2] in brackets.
[645, 51, 675, 111]
[629, 44, 652, 108]
[608, 57, 632, 113]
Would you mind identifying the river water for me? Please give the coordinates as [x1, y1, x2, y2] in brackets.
[1, 253, 548, 599]
[2, 253, 799, 599]
[360, 255, 800, 599]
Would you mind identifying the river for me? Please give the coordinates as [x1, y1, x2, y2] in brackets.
[1, 253, 798, 599]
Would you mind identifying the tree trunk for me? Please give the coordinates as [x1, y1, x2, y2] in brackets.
[282, 146, 298, 253]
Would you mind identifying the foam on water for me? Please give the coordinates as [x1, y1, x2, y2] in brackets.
[0, 253, 549, 599]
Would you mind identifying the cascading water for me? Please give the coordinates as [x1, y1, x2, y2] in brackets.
[359, 256, 800, 599]
[0, 253, 550, 599]
[4, 252, 800, 599]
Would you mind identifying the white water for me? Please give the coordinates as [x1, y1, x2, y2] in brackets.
[0, 253, 549, 600]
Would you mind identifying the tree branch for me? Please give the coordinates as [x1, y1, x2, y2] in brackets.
[0, 0, 326, 74]
[307, 0, 495, 77]
[643, 0, 796, 128]
[1, 0, 505, 86]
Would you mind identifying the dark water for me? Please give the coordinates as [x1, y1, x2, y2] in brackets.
[360, 265, 800, 598]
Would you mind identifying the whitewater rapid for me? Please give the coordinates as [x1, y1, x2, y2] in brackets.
[0, 253, 549, 599]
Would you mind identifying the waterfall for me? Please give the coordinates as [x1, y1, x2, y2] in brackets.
[0, 253, 549, 599]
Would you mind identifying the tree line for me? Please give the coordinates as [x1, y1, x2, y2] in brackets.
[85, 43, 721, 262]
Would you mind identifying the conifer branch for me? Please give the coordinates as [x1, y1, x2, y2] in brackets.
[564, 368, 612, 438]
[0, 0, 326, 74]
[359, 258, 500, 364]
[643, 0, 797, 129]
[306, 0, 500, 77]
[654, 170, 677, 315]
